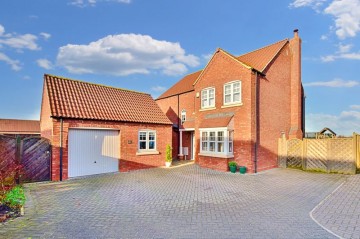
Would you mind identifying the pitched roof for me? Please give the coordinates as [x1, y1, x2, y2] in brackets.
[157, 70, 202, 100]
[44, 74, 172, 125]
[156, 39, 289, 100]
[237, 39, 288, 72]
[0, 119, 40, 134]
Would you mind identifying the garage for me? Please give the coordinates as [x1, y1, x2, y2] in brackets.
[68, 129, 120, 178]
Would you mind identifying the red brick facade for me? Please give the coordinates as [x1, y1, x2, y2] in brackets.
[156, 31, 304, 173]
[45, 119, 171, 181]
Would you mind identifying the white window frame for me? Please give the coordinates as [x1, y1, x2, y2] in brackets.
[138, 130, 157, 152]
[181, 109, 186, 124]
[201, 87, 215, 109]
[224, 80, 241, 105]
[199, 127, 234, 157]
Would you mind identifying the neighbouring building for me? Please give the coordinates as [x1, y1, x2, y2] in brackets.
[40, 74, 172, 181]
[156, 30, 305, 173]
[0, 119, 40, 138]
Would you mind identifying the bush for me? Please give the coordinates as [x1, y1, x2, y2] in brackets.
[2, 186, 26, 209]
[165, 144, 172, 162]
[228, 161, 237, 167]
[0, 161, 23, 199]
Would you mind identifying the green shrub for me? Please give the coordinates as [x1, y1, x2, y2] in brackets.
[2, 186, 26, 209]
[228, 161, 237, 167]
[165, 144, 172, 162]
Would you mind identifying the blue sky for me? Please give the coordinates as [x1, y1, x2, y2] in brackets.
[0, 0, 359, 136]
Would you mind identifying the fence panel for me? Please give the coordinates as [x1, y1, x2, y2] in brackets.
[357, 134, 360, 170]
[328, 138, 355, 174]
[279, 135, 357, 175]
[21, 137, 51, 182]
[286, 139, 303, 168]
[0, 135, 51, 184]
[305, 139, 328, 172]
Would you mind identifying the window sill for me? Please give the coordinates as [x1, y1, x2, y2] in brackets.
[221, 102, 243, 108]
[136, 151, 159, 156]
[199, 107, 216, 112]
[198, 152, 234, 159]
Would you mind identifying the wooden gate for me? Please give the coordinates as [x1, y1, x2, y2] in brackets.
[21, 137, 51, 182]
[0, 135, 51, 183]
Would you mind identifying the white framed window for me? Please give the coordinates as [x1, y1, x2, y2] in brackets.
[224, 81, 241, 105]
[200, 128, 234, 156]
[201, 87, 215, 109]
[181, 110, 186, 124]
[138, 130, 156, 151]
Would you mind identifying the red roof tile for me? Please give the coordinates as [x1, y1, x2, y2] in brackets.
[44, 74, 172, 125]
[237, 39, 288, 72]
[157, 70, 202, 100]
[0, 119, 40, 134]
[156, 39, 289, 99]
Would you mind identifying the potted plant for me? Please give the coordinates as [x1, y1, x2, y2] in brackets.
[165, 144, 172, 167]
[239, 166, 247, 174]
[228, 161, 237, 173]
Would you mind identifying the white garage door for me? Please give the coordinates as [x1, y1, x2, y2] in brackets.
[68, 129, 120, 178]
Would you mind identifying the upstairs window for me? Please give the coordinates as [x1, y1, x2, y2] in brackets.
[181, 110, 186, 124]
[138, 130, 156, 151]
[201, 87, 215, 109]
[224, 81, 241, 105]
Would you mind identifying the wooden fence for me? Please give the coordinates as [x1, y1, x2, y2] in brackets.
[0, 135, 51, 183]
[278, 133, 359, 174]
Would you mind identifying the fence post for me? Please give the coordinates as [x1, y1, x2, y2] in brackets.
[302, 139, 306, 170]
[15, 135, 21, 184]
[278, 136, 287, 168]
[354, 133, 359, 172]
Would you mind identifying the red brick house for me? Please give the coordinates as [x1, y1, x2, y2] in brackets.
[40, 74, 172, 181]
[156, 30, 305, 173]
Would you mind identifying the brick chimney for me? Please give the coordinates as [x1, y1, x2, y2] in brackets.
[289, 29, 303, 139]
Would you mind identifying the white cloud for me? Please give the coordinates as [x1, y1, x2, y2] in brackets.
[0, 25, 40, 50]
[202, 53, 213, 62]
[151, 86, 167, 92]
[289, 0, 326, 9]
[57, 33, 199, 76]
[324, 0, 360, 39]
[0, 24, 4, 36]
[337, 43, 352, 53]
[350, 105, 360, 110]
[40, 32, 51, 40]
[36, 58, 53, 70]
[321, 51, 360, 61]
[306, 111, 360, 136]
[304, 78, 359, 87]
[320, 34, 328, 40]
[291, 0, 360, 39]
[69, 0, 131, 7]
[0, 52, 21, 71]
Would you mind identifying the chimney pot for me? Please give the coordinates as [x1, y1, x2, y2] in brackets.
[294, 29, 299, 37]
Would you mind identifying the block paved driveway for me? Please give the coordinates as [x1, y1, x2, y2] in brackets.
[1, 163, 359, 239]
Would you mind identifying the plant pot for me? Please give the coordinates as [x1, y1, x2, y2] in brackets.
[239, 166, 247, 174]
[229, 165, 237, 173]
[165, 161, 172, 168]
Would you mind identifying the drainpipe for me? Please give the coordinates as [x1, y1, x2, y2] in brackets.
[177, 94, 180, 156]
[59, 118, 63, 181]
[254, 72, 259, 173]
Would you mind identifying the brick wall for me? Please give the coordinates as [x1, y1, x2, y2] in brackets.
[40, 83, 53, 141]
[256, 44, 292, 172]
[50, 119, 172, 181]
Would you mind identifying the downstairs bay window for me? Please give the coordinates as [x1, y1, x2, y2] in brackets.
[200, 128, 234, 158]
